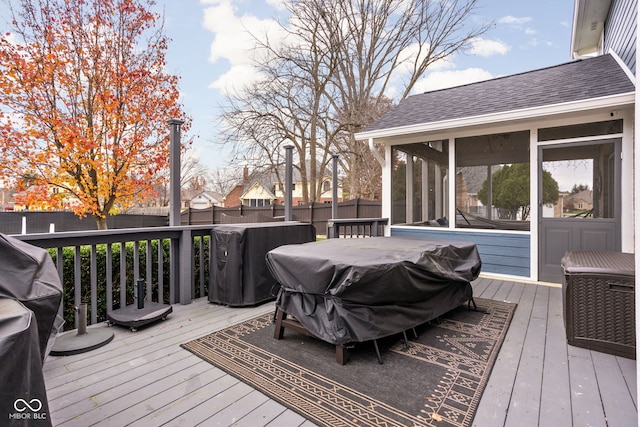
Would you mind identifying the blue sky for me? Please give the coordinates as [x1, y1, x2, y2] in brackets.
[1, 0, 577, 174]
[161, 0, 576, 173]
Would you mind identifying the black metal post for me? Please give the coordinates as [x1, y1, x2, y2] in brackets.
[284, 144, 294, 221]
[168, 119, 184, 227]
[77, 303, 87, 335]
[332, 154, 339, 220]
[137, 279, 145, 309]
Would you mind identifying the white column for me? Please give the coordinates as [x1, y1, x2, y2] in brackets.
[422, 159, 429, 220]
[530, 128, 539, 282]
[405, 155, 414, 224]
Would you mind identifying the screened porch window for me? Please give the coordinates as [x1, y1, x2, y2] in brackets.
[541, 141, 617, 219]
[455, 131, 531, 231]
[391, 141, 449, 225]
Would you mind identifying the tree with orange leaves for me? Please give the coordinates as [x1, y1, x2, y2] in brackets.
[0, 0, 188, 229]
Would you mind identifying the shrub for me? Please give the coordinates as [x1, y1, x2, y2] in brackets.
[48, 236, 209, 330]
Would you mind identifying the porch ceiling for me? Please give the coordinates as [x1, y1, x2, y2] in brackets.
[356, 54, 634, 143]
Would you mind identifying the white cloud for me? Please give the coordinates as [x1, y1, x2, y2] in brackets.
[202, 1, 285, 95]
[469, 38, 509, 57]
[498, 15, 533, 26]
[527, 38, 554, 48]
[265, 0, 286, 10]
[208, 64, 264, 95]
[395, 42, 451, 76]
[525, 28, 537, 36]
[427, 55, 456, 71]
[413, 68, 494, 93]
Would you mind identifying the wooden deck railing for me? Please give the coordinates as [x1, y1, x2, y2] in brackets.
[327, 217, 388, 238]
[15, 226, 214, 330]
[14, 218, 388, 331]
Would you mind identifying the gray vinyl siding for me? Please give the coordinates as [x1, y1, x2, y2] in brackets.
[391, 227, 531, 277]
[605, 0, 637, 74]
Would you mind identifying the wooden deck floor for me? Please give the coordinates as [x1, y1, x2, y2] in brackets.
[43, 277, 637, 427]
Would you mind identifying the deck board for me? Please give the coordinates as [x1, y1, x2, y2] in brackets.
[539, 286, 572, 426]
[568, 345, 608, 427]
[491, 279, 515, 302]
[473, 281, 535, 425]
[504, 284, 548, 427]
[591, 351, 638, 427]
[265, 409, 309, 427]
[127, 372, 242, 426]
[42, 277, 637, 427]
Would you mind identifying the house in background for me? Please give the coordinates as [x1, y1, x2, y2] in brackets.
[224, 166, 344, 207]
[222, 167, 249, 207]
[356, 0, 637, 284]
[0, 181, 14, 211]
[190, 191, 223, 209]
[564, 189, 594, 213]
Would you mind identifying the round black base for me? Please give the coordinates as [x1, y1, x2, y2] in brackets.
[50, 328, 114, 356]
[106, 302, 173, 331]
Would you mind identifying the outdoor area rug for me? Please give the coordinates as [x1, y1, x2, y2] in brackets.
[181, 298, 516, 427]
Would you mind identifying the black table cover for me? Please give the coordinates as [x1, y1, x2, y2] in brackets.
[266, 236, 481, 345]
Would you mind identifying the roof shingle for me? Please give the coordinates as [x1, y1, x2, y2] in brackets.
[363, 54, 634, 133]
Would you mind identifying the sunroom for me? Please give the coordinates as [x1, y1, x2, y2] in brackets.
[356, 53, 635, 283]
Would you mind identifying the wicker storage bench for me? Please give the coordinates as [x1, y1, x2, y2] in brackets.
[561, 251, 635, 359]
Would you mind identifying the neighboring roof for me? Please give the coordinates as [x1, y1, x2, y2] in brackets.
[567, 189, 593, 203]
[191, 191, 223, 203]
[358, 54, 634, 138]
[458, 166, 499, 194]
[240, 181, 276, 200]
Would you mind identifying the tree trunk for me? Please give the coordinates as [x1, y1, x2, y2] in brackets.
[95, 215, 108, 230]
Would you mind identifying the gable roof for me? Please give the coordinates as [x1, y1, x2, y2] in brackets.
[357, 54, 634, 139]
[192, 191, 223, 203]
[240, 181, 276, 200]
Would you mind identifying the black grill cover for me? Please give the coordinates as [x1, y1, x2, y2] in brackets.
[266, 236, 481, 345]
[0, 299, 52, 426]
[209, 222, 316, 306]
[0, 233, 64, 361]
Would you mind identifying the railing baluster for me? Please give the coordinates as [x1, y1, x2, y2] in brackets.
[120, 241, 126, 309]
[199, 234, 205, 298]
[169, 238, 177, 304]
[133, 241, 140, 302]
[146, 239, 152, 302]
[106, 243, 113, 313]
[74, 246, 81, 330]
[178, 229, 192, 305]
[90, 245, 97, 324]
[56, 247, 64, 324]
[158, 238, 164, 303]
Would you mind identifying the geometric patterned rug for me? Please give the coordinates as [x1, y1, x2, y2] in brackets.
[182, 298, 516, 427]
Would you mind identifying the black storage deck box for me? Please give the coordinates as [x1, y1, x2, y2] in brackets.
[209, 222, 316, 306]
[561, 251, 635, 359]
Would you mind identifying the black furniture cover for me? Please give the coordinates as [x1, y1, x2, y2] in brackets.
[209, 222, 316, 306]
[0, 233, 64, 361]
[0, 299, 52, 426]
[266, 236, 481, 345]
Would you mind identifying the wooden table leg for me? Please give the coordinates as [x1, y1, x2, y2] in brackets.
[273, 308, 286, 340]
[336, 346, 349, 365]
[274, 307, 350, 365]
